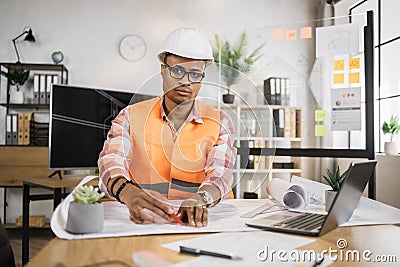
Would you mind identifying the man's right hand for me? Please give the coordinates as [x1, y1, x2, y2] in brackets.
[108, 177, 174, 224]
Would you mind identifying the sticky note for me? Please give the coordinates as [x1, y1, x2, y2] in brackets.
[286, 30, 297, 41]
[273, 28, 284, 39]
[334, 59, 345, 70]
[300, 26, 312, 39]
[349, 57, 360, 69]
[315, 110, 326, 121]
[349, 72, 360, 83]
[333, 73, 344, 84]
[315, 124, 326, 136]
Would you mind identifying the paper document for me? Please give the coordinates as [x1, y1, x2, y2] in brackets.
[291, 176, 332, 205]
[163, 232, 320, 267]
[266, 178, 308, 209]
[341, 196, 400, 226]
[51, 176, 267, 240]
[51, 176, 400, 241]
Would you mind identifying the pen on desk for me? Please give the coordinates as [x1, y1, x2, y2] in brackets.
[179, 245, 242, 260]
[169, 213, 184, 226]
[312, 255, 324, 267]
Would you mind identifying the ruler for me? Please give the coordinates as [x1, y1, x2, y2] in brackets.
[240, 202, 280, 218]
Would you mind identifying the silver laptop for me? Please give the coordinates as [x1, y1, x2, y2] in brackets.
[246, 160, 377, 236]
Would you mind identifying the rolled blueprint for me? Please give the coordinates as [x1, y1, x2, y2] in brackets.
[266, 178, 308, 209]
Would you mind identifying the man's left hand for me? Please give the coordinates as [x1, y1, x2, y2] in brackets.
[176, 194, 208, 227]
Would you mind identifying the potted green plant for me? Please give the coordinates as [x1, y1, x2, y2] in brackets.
[66, 185, 105, 234]
[1, 68, 30, 91]
[213, 32, 264, 104]
[323, 165, 348, 211]
[382, 115, 400, 155]
[1, 67, 30, 103]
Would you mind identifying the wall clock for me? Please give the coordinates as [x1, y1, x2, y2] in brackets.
[119, 34, 147, 62]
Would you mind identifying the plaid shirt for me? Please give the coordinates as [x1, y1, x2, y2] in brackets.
[98, 98, 237, 199]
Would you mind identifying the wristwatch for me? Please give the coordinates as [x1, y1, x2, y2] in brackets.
[197, 191, 214, 207]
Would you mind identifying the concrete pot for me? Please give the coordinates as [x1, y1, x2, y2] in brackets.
[66, 202, 104, 234]
[384, 141, 399, 156]
[10, 90, 24, 104]
[325, 190, 337, 212]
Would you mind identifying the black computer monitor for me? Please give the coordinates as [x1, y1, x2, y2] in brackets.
[49, 84, 155, 170]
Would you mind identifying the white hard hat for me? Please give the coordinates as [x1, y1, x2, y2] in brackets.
[158, 28, 214, 64]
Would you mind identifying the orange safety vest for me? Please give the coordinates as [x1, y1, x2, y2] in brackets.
[128, 97, 233, 199]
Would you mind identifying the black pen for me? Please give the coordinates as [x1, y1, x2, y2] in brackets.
[179, 245, 242, 260]
[312, 255, 325, 267]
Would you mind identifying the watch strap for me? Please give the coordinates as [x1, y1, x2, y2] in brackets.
[197, 190, 213, 207]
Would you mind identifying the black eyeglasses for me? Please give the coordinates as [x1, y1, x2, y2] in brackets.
[164, 63, 205, 83]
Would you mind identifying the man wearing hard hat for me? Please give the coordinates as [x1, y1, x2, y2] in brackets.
[98, 28, 236, 227]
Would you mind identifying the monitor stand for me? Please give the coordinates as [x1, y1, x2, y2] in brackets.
[48, 170, 63, 180]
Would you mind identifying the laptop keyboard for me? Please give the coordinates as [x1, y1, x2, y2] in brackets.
[272, 213, 326, 231]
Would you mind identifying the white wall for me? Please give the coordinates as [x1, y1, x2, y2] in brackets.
[0, 0, 315, 91]
[0, 0, 317, 223]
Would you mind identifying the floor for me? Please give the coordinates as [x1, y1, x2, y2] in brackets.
[7, 227, 54, 267]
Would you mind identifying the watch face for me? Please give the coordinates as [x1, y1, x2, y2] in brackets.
[119, 34, 147, 62]
[199, 191, 213, 206]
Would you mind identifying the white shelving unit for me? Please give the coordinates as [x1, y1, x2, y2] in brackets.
[219, 102, 302, 199]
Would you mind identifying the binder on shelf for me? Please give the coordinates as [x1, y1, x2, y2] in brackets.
[263, 77, 275, 105]
[247, 140, 254, 169]
[275, 78, 281, 105]
[53, 74, 59, 84]
[30, 113, 49, 146]
[6, 114, 12, 145]
[283, 162, 295, 169]
[272, 162, 284, 169]
[282, 78, 289, 106]
[46, 75, 53, 104]
[239, 140, 250, 169]
[284, 108, 296, 138]
[23, 113, 32, 145]
[33, 74, 40, 104]
[296, 109, 302, 138]
[11, 114, 18, 145]
[39, 74, 46, 104]
[18, 113, 24, 145]
[253, 140, 265, 169]
[273, 108, 285, 137]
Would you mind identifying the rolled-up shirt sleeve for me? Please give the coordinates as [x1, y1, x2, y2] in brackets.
[98, 106, 132, 196]
[202, 110, 237, 199]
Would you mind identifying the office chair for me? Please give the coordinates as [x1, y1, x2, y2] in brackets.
[0, 218, 16, 267]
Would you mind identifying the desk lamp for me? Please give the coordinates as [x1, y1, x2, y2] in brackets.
[12, 26, 36, 63]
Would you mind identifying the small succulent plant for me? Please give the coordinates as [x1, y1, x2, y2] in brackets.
[323, 165, 348, 191]
[72, 185, 105, 204]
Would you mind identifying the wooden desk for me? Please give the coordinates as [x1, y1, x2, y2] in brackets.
[26, 224, 400, 266]
[22, 175, 98, 265]
[0, 146, 51, 223]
